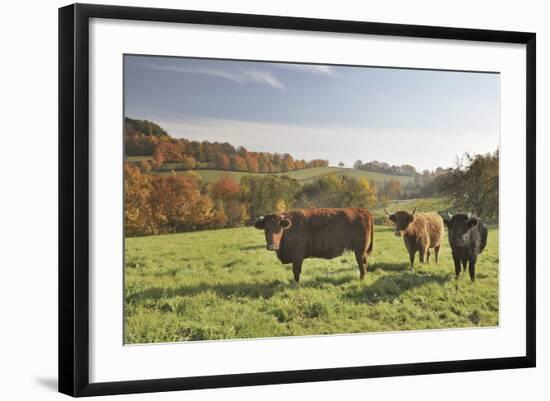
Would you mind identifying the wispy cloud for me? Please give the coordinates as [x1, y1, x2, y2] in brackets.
[240, 70, 285, 90]
[279, 64, 336, 76]
[147, 63, 285, 90]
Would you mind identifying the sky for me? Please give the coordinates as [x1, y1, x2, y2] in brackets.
[124, 55, 500, 171]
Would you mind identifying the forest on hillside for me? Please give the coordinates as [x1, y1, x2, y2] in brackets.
[124, 118, 499, 236]
[125, 117, 329, 173]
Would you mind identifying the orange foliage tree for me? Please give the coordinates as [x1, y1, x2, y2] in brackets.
[149, 173, 215, 233]
[210, 176, 248, 227]
[124, 163, 153, 236]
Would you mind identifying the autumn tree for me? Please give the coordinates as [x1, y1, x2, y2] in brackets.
[179, 155, 197, 170]
[125, 135, 157, 156]
[307, 159, 329, 168]
[137, 160, 152, 173]
[294, 174, 376, 209]
[153, 141, 183, 163]
[240, 175, 300, 221]
[381, 179, 402, 200]
[216, 154, 231, 170]
[149, 173, 214, 232]
[246, 153, 259, 172]
[125, 117, 168, 137]
[295, 174, 344, 208]
[210, 176, 248, 226]
[230, 154, 247, 171]
[442, 150, 499, 222]
[124, 163, 153, 236]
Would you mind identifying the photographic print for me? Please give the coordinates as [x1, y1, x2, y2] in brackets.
[123, 55, 500, 344]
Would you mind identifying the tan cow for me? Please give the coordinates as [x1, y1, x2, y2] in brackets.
[385, 208, 444, 271]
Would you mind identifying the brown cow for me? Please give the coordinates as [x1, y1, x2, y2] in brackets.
[385, 208, 444, 271]
[254, 208, 374, 283]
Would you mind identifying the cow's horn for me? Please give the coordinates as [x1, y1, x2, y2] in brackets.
[447, 212, 453, 219]
[384, 208, 392, 216]
[411, 207, 417, 215]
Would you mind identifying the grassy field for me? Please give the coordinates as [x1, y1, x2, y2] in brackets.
[124, 222, 499, 344]
[155, 166, 415, 185]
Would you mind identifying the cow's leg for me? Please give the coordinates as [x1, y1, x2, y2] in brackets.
[453, 254, 462, 279]
[409, 250, 415, 272]
[418, 246, 426, 264]
[292, 260, 303, 284]
[355, 251, 366, 280]
[434, 246, 440, 263]
[468, 255, 477, 282]
[462, 260, 467, 272]
[426, 249, 431, 264]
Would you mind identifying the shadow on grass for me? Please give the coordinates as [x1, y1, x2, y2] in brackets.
[343, 273, 451, 304]
[128, 274, 356, 303]
[303, 275, 354, 287]
[128, 280, 289, 303]
[370, 262, 410, 272]
[128, 268, 451, 305]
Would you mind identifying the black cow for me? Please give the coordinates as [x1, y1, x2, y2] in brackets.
[443, 213, 488, 281]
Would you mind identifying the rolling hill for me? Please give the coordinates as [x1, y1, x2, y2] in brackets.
[151, 166, 415, 185]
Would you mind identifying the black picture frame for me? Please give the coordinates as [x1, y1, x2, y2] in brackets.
[59, 3, 536, 397]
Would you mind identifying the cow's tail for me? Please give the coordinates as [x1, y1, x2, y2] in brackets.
[366, 216, 374, 255]
[479, 223, 488, 253]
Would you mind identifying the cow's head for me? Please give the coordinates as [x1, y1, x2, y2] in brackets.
[443, 213, 480, 247]
[254, 214, 292, 251]
[385, 208, 416, 237]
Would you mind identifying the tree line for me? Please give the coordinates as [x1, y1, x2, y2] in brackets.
[125, 117, 328, 173]
[125, 150, 499, 236]
[124, 165, 380, 237]
[353, 160, 419, 176]
[124, 118, 499, 234]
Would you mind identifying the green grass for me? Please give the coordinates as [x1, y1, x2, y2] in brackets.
[328, 168, 414, 185]
[189, 169, 267, 183]
[156, 166, 415, 185]
[124, 224, 499, 344]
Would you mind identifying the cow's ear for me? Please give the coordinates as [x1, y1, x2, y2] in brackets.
[467, 217, 480, 229]
[254, 218, 265, 230]
[280, 217, 292, 229]
[388, 214, 396, 223]
[408, 214, 415, 224]
[443, 219, 451, 228]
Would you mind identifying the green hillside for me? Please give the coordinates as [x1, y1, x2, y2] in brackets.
[154, 166, 414, 185]
[317, 168, 414, 185]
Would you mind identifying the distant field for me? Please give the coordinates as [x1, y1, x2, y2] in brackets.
[328, 168, 414, 185]
[125, 223, 499, 344]
[154, 166, 415, 185]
